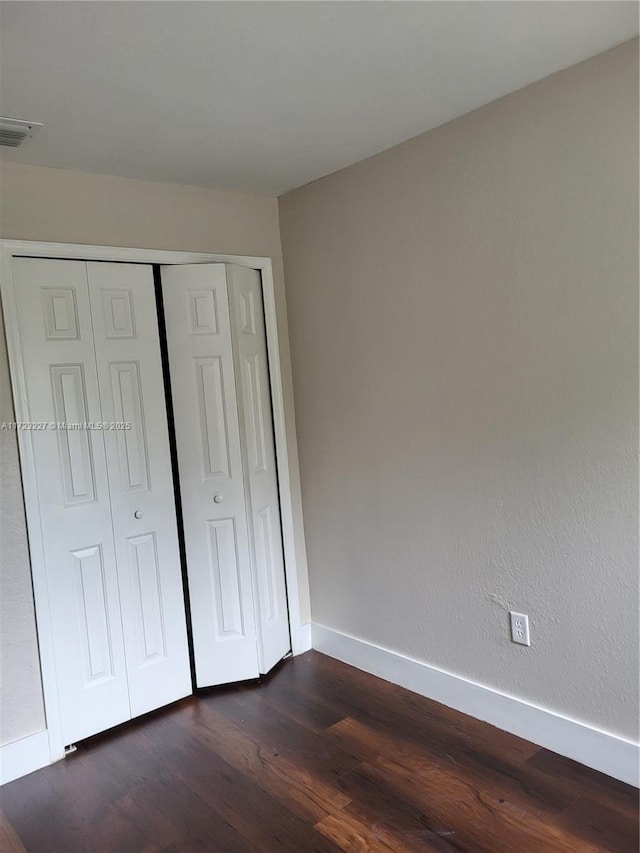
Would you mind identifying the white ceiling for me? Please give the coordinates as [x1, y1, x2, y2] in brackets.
[0, 2, 637, 196]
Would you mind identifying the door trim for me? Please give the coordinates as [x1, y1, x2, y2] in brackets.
[0, 240, 311, 768]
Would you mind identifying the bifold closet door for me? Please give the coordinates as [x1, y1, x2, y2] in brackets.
[160, 263, 290, 687]
[11, 258, 191, 746]
[12, 258, 131, 744]
[226, 265, 290, 674]
[161, 264, 259, 685]
[86, 263, 191, 716]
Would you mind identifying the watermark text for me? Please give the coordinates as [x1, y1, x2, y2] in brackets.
[1, 421, 132, 431]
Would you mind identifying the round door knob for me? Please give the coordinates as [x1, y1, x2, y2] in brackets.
[213, 494, 224, 504]
[134, 510, 144, 519]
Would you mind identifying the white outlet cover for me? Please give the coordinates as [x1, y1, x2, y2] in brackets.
[509, 611, 531, 646]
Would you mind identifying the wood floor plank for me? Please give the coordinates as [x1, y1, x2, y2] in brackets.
[304, 656, 599, 820]
[266, 651, 539, 792]
[555, 794, 640, 852]
[247, 663, 347, 734]
[315, 801, 457, 853]
[525, 747, 640, 820]
[1, 728, 246, 853]
[304, 654, 539, 767]
[324, 764, 464, 852]
[0, 809, 26, 853]
[325, 712, 573, 824]
[1, 652, 636, 852]
[352, 759, 603, 853]
[325, 717, 604, 853]
[172, 699, 352, 824]
[208, 684, 362, 783]
[141, 716, 345, 853]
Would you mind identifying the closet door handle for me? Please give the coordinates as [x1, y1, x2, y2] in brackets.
[134, 510, 144, 519]
[213, 494, 224, 504]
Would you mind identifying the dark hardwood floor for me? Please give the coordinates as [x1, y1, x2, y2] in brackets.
[1, 651, 638, 852]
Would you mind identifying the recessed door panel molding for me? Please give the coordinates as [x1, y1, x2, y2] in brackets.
[12, 258, 131, 746]
[101, 289, 136, 339]
[194, 356, 231, 480]
[239, 290, 257, 336]
[161, 263, 261, 686]
[188, 289, 220, 335]
[127, 532, 167, 665]
[71, 544, 114, 684]
[207, 517, 245, 638]
[256, 506, 278, 625]
[227, 264, 291, 674]
[42, 287, 80, 340]
[109, 361, 150, 493]
[87, 262, 191, 718]
[243, 354, 268, 474]
[50, 364, 96, 505]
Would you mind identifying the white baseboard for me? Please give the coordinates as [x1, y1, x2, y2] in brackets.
[311, 623, 640, 787]
[0, 730, 51, 785]
[292, 622, 313, 655]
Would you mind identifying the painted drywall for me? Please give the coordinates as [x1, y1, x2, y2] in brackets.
[279, 40, 639, 741]
[0, 307, 46, 744]
[3, 2, 637, 194]
[0, 162, 310, 745]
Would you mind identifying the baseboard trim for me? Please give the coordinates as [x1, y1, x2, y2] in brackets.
[292, 622, 313, 655]
[311, 623, 640, 787]
[0, 730, 51, 785]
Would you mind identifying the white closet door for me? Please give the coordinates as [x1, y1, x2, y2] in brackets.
[160, 264, 259, 686]
[86, 262, 192, 716]
[11, 258, 131, 745]
[227, 265, 290, 673]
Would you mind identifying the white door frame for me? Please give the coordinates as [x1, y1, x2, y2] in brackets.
[0, 239, 311, 767]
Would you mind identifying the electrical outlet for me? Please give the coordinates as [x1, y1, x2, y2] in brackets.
[509, 612, 530, 646]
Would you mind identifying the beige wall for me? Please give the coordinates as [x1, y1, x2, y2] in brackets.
[0, 308, 45, 743]
[279, 40, 639, 740]
[0, 162, 310, 745]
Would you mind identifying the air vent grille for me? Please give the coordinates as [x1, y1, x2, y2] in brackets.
[0, 117, 43, 148]
[0, 127, 30, 147]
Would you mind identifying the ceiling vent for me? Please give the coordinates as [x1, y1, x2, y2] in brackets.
[0, 117, 43, 148]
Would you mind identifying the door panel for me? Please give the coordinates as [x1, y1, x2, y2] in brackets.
[161, 264, 260, 686]
[207, 516, 246, 636]
[86, 262, 191, 716]
[71, 544, 114, 683]
[12, 258, 131, 745]
[227, 265, 291, 673]
[49, 364, 97, 504]
[194, 356, 232, 479]
[127, 532, 166, 663]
